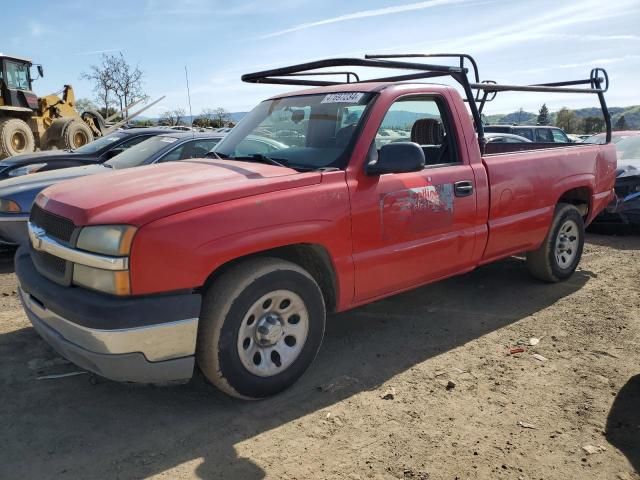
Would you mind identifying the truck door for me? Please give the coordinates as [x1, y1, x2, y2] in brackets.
[349, 95, 478, 302]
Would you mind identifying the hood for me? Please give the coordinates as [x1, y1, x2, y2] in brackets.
[617, 158, 640, 178]
[0, 150, 89, 168]
[0, 165, 108, 199]
[37, 159, 322, 226]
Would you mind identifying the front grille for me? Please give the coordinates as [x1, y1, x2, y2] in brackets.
[34, 250, 66, 274]
[30, 204, 76, 243]
[29, 204, 76, 286]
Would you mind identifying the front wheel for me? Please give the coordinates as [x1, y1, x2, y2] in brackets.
[59, 120, 94, 150]
[526, 203, 585, 282]
[197, 258, 326, 399]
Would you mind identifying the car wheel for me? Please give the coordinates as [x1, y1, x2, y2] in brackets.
[526, 203, 585, 282]
[197, 257, 326, 399]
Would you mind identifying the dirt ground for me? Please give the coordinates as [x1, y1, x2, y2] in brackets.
[0, 233, 638, 480]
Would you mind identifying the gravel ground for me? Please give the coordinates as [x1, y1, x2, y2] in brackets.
[0, 233, 638, 480]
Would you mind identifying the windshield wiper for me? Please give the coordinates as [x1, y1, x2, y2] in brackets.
[206, 151, 229, 160]
[233, 154, 289, 168]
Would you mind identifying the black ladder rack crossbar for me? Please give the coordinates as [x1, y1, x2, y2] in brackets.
[241, 55, 612, 146]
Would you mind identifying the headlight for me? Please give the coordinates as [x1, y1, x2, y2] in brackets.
[73, 265, 130, 296]
[8, 163, 47, 177]
[76, 225, 137, 256]
[0, 199, 21, 213]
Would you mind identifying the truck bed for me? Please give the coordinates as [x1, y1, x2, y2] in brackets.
[480, 142, 617, 263]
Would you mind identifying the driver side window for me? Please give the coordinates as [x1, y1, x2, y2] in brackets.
[376, 97, 457, 166]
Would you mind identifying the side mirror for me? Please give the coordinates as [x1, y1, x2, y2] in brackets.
[366, 142, 425, 175]
[37, 65, 44, 78]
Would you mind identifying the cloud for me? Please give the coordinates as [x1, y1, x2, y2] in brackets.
[75, 48, 122, 56]
[514, 55, 640, 75]
[260, 0, 470, 39]
[29, 21, 49, 37]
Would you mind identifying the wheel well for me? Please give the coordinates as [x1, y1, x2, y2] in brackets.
[558, 187, 591, 218]
[201, 244, 338, 312]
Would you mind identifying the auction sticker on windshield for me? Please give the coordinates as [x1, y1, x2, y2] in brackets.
[321, 93, 365, 103]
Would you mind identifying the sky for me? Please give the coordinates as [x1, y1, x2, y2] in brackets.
[1, 0, 639, 118]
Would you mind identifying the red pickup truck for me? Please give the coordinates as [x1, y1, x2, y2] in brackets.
[16, 56, 617, 399]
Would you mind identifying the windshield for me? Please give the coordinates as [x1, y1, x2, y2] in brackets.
[106, 136, 178, 169]
[616, 136, 640, 160]
[214, 92, 374, 170]
[582, 133, 632, 145]
[74, 133, 126, 154]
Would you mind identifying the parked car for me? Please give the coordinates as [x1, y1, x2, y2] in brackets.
[0, 132, 224, 246]
[0, 128, 169, 180]
[594, 134, 640, 225]
[484, 125, 570, 143]
[15, 59, 616, 400]
[582, 130, 640, 145]
[485, 133, 532, 143]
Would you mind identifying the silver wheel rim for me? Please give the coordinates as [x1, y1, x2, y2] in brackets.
[237, 289, 309, 377]
[555, 219, 579, 269]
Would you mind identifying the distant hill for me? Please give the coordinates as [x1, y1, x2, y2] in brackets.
[485, 106, 640, 129]
[137, 112, 248, 124]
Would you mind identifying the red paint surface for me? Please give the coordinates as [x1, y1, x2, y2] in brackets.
[37, 83, 616, 309]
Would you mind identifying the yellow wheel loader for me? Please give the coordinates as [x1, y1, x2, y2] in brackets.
[0, 54, 109, 159]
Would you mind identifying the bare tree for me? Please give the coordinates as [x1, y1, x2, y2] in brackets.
[81, 56, 116, 117]
[207, 107, 231, 128]
[159, 108, 187, 126]
[82, 53, 146, 122]
[109, 53, 146, 121]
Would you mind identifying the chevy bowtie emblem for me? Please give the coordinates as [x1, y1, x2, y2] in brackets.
[30, 225, 46, 250]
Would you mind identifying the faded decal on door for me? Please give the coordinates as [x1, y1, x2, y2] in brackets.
[380, 184, 454, 240]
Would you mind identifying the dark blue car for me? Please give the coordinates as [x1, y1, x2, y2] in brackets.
[0, 132, 224, 245]
[0, 128, 171, 180]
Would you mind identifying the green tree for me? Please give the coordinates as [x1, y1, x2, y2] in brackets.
[555, 108, 579, 133]
[537, 103, 550, 125]
[74, 98, 98, 114]
[192, 116, 211, 128]
[583, 116, 605, 134]
[615, 115, 627, 131]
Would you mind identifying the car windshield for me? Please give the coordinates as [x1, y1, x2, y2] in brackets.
[213, 92, 374, 170]
[616, 136, 640, 160]
[582, 133, 631, 145]
[74, 133, 126, 154]
[106, 136, 178, 169]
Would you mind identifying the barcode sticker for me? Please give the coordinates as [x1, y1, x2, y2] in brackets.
[321, 93, 365, 104]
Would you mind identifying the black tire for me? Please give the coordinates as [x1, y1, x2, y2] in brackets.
[0, 118, 35, 158]
[526, 203, 585, 282]
[58, 120, 94, 150]
[197, 257, 326, 399]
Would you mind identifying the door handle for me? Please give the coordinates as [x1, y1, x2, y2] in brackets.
[454, 180, 474, 197]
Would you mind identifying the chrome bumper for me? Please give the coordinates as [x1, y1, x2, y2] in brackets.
[28, 221, 127, 270]
[19, 286, 199, 383]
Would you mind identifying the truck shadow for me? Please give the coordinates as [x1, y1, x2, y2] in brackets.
[0, 258, 591, 479]
[606, 375, 640, 474]
[586, 230, 640, 251]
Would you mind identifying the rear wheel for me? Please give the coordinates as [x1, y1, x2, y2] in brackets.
[58, 120, 94, 150]
[197, 258, 326, 399]
[0, 118, 35, 158]
[526, 203, 585, 282]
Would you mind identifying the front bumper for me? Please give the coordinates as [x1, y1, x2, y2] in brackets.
[16, 248, 202, 383]
[0, 214, 29, 245]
